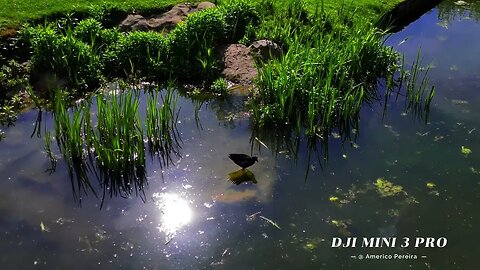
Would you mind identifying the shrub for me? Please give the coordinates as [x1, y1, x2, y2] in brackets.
[104, 31, 169, 79]
[28, 26, 102, 90]
[168, 8, 225, 78]
[221, 0, 259, 42]
[211, 77, 228, 94]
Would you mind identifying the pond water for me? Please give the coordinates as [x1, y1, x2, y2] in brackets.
[1, 1, 480, 269]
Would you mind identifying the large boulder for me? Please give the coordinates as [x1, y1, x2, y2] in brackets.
[220, 44, 257, 84]
[119, 14, 148, 32]
[119, 2, 216, 33]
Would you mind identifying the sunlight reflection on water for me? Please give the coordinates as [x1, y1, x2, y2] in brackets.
[154, 193, 193, 241]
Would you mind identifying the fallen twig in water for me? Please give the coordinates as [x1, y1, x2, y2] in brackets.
[259, 215, 281, 230]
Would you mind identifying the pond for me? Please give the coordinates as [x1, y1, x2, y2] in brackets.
[1, 0, 479, 269]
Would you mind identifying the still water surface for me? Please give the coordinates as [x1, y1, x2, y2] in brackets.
[1, 1, 480, 269]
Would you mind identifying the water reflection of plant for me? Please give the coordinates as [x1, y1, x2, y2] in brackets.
[437, 0, 480, 23]
[49, 86, 181, 205]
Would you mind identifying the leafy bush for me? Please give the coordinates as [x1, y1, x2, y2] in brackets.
[19, 1, 259, 88]
[104, 31, 169, 79]
[74, 19, 122, 54]
[168, 8, 225, 78]
[0, 60, 29, 100]
[28, 26, 102, 90]
[221, 0, 259, 42]
[211, 77, 228, 94]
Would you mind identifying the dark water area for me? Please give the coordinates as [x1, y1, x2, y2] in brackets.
[1, 1, 480, 269]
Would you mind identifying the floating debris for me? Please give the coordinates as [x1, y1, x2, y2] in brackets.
[40, 221, 50, 232]
[470, 167, 480, 175]
[255, 137, 269, 149]
[304, 242, 316, 251]
[246, 211, 261, 222]
[387, 209, 400, 217]
[398, 36, 410, 46]
[329, 196, 339, 202]
[328, 219, 352, 237]
[303, 238, 323, 252]
[434, 135, 444, 142]
[331, 132, 341, 139]
[426, 182, 436, 189]
[451, 99, 468, 105]
[375, 178, 405, 197]
[259, 215, 281, 230]
[461, 146, 472, 157]
[416, 131, 429, 137]
[384, 125, 400, 137]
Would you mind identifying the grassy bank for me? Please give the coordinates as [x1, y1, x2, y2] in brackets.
[0, 0, 190, 30]
[0, 0, 404, 30]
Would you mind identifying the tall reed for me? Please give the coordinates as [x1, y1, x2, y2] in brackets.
[52, 86, 181, 204]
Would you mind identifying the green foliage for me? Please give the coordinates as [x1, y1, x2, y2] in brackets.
[73, 18, 121, 51]
[251, 1, 433, 139]
[0, 60, 29, 100]
[375, 178, 405, 197]
[145, 87, 181, 162]
[168, 8, 225, 77]
[221, 0, 259, 42]
[27, 25, 102, 90]
[52, 87, 181, 201]
[105, 31, 169, 79]
[18, 2, 259, 87]
[210, 78, 228, 95]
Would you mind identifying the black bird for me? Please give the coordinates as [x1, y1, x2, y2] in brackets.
[228, 154, 258, 169]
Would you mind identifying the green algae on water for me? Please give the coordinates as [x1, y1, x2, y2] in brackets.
[375, 178, 404, 197]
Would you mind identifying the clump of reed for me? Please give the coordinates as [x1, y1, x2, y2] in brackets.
[250, 0, 434, 139]
[145, 86, 182, 166]
[52, 85, 181, 203]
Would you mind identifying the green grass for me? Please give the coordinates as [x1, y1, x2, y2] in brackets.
[0, 0, 191, 29]
[0, 0, 404, 30]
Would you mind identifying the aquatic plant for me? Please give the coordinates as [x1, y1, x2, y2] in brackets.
[210, 78, 228, 95]
[461, 146, 472, 157]
[251, 0, 435, 143]
[145, 86, 182, 166]
[375, 178, 405, 197]
[52, 86, 181, 204]
[394, 50, 436, 121]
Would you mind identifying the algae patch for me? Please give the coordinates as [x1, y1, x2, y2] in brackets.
[375, 178, 405, 197]
[461, 146, 472, 157]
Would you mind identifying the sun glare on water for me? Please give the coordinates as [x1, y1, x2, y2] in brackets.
[154, 193, 193, 239]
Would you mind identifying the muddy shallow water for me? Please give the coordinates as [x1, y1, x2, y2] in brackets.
[1, 1, 480, 269]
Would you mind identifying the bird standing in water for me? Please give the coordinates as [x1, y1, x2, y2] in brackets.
[228, 154, 258, 169]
